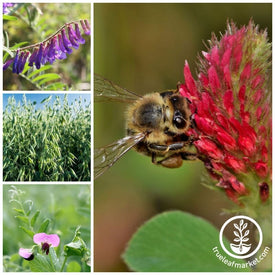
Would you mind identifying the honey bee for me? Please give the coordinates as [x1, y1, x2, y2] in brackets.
[94, 74, 197, 179]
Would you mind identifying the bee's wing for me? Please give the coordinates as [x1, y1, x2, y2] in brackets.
[94, 73, 142, 103]
[94, 132, 146, 179]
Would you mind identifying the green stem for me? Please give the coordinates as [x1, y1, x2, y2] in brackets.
[60, 255, 68, 272]
[12, 20, 84, 51]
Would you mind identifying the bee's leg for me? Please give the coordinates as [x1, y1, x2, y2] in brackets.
[180, 151, 197, 161]
[156, 152, 198, 168]
[156, 154, 183, 168]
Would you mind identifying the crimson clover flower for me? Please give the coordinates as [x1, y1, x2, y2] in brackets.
[3, 3, 14, 14]
[33, 233, 60, 255]
[3, 20, 90, 74]
[19, 248, 34, 261]
[180, 20, 271, 206]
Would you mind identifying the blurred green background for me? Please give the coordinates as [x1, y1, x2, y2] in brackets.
[94, 3, 272, 271]
[3, 3, 91, 90]
[3, 184, 90, 270]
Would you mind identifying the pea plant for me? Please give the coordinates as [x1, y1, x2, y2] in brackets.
[3, 185, 91, 272]
[3, 3, 90, 90]
[3, 94, 91, 181]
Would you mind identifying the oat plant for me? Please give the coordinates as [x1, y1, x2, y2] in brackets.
[3, 94, 91, 181]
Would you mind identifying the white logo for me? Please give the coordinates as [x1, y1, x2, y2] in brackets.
[219, 215, 262, 259]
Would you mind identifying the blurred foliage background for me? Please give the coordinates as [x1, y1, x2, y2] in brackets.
[94, 3, 272, 272]
[3, 184, 90, 270]
[3, 3, 91, 90]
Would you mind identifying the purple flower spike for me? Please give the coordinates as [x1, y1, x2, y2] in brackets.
[35, 43, 44, 69]
[28, 48, 38, 67]
[80, 19, 90, 35]
[84, 19, 91, 35]
[68, 25, 79, 49]
[12, 50, 19, 73]
[19, 248, 34, 261]
[75, 24, 85, 44]
[61, 28, 73, 54]
[3, 3, 15, 14]
[3, 58, 14, 70]
[33, 233, 60, 255]
[17, 51, 30, 74]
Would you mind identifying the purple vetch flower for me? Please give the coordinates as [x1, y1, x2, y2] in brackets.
[3, 3, 14, 14]
[28, 48, 38, 66]
[17, 51, 30, 74]
[35, 43, 44, 69]
[67, 25, 80, 49]
[12, 50, 19, 73]
[80, 19, 90, 35]
[74, 23, 85, 44]
[19, 248, 34, 261]
[33, 233, 60, 255]
[61, 28, 73, 54]
[3, 58, 14, 70]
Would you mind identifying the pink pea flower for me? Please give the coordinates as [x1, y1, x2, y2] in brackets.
[33, 233, 60, 255]
[18, 248, 34, 261]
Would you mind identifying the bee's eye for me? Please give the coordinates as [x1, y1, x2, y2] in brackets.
[173, 110, 186, 129]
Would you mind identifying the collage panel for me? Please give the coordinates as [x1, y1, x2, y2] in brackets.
[3, 93, 91, 182]
[3, 184, 91, 272]
[94, 3, 272, 272]
[2, 2, 92, 272]
[3, 2, 91, 91]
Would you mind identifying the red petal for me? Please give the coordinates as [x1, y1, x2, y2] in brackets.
[216, 126, 237, 151]
[208, 65, 221, 94]
[223, 65, 232, 88]
[183, 61, 199, 98]
[221, 48, 231, 68]
[223, 90, 234, 116]
[194, 137, 223, 160]
[210, 45, 220, 66]
[254, 161, 268, 178]
[224, 154, 246, 172]
[194, 115, 215, 135]
[253, 89, 263, 104]
[238, 85, 246, 104]
[240, 63, 251, 83]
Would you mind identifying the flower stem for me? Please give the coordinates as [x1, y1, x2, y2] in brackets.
[60, 255, 68, 272]
[11, 20, 84, 51]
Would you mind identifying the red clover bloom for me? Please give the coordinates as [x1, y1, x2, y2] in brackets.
[3, 20, 90, 73]
[180, 21, 271, 206]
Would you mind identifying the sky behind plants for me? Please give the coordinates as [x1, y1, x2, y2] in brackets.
[3, 93, 91, 110]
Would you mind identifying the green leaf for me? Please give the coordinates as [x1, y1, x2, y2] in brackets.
[66, 261, 81, 272]
[10, 42, 29, 50]
[28, 65, 52, 78]
[32, 73, 60, 83]
[3, 15, 18, 21]
[40, 96, 52, 104]
[31, 210, 40, 227]
[15, 215, 29, 224]
[29, 253, 55, 272]
[123, 211, 251, 272]
[39, 75, 61, 85]
[38, 218, 50, 233]
[19, 226, 34, 238]
[12, 208, 25, 215]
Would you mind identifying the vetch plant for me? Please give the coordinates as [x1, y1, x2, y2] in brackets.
[3, 94, 91, 181]
[4, 185, 91, 272]
[4, 20, 90, 74]
[3, 3, 90, 90]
